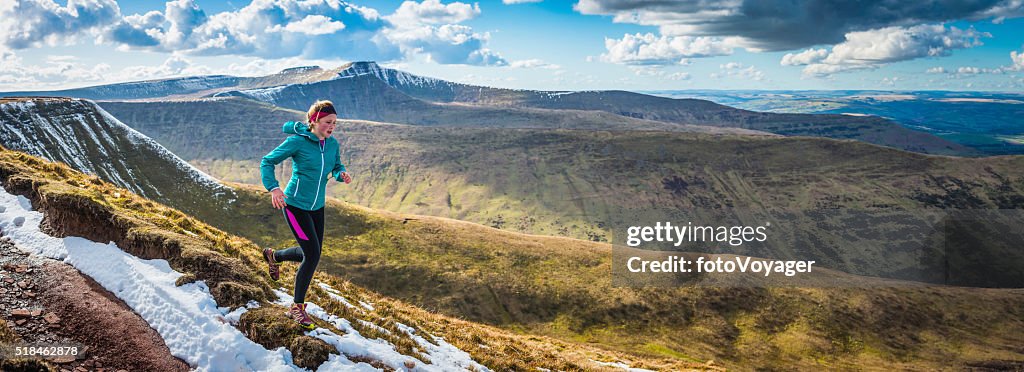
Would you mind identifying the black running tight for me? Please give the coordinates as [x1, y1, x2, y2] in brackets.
[273, 204, 324, 304]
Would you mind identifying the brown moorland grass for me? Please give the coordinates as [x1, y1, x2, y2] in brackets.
[0, 145, 713, 370]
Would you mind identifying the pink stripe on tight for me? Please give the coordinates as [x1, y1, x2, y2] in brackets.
[286, 208, 308, 240]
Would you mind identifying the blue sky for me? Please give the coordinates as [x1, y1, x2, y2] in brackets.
[1, 0, 1022, 92]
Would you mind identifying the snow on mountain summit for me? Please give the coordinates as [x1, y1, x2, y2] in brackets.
[337, 61, 447, 89]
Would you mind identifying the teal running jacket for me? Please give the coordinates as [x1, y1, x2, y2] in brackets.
[260, 121, 346, 211]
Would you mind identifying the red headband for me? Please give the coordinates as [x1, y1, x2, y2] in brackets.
[309, 111, 332, 123]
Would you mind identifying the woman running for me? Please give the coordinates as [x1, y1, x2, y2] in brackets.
[259, 99, 351, 329]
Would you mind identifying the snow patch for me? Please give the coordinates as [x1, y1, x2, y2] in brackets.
[235, 85, 289, 102]
[543, 91, 575, 98]
[1, 184, 488, 372]
[221, 300, 261, 325]
[591, 360, 656, 372]
[273, 288, 489, 371]
[338, 62, 445, 88]
[0, 186, 300, 372]
[316, 281, 360, 310]
[358, 301, 375, 311]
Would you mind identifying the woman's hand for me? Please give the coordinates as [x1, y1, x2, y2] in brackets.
[270, 188, 286, 209]
[340, 172, 352, 184]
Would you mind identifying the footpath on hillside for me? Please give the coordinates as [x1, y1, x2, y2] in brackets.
[0, 235, 189, 371]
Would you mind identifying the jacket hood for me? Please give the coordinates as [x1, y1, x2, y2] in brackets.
[282, 121, 322, 142]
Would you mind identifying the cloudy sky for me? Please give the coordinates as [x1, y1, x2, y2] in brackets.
[1, 0, 1022, 92]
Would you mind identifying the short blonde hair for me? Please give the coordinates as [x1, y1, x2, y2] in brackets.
[306, 100, 336, 130]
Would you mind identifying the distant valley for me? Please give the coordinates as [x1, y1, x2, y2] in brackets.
[647, 90, 1024, 155]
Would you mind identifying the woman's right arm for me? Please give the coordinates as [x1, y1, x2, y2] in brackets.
[261, 137, 297, 208]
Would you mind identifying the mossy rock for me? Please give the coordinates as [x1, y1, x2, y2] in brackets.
[289, 335, 334, 370]
[211, 281, 266, 309]
[237, 306, 337, 369]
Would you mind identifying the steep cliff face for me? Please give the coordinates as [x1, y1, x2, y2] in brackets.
[0, 97, 234, 216]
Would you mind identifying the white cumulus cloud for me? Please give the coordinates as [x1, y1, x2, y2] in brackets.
[780, 48, 828, 66]
[383, 23, 507, 66]
[267, 15, 347, 35]
[628, 65, 692, 80]
[2, 0, 508, 67]
[386, 0, 480, 24]
[788, 24, 989, 77]
[600, 32, 733, 65]
[822, 24, 988, 65]
[0, 50, 111, 88]
[710, 62, 767, 81]
[1011, 49, 1024, 71]
[0, 0, 121, 49]
[509, 59, 560, 69]
[380, 1, 506, 66]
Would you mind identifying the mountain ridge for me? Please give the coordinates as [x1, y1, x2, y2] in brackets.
[223, 61, 975, 155]
[2, 61, 970, 155]
[0, 65, 350, 102]
[0, 96, 233, 217]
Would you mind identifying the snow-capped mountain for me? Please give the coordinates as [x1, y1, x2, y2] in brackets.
[0, 65, 348, 102]
[335, 61, 458, 98]
[209, 66, 765, 134]
[0, 61, 972, 155]
[211, 62, 972, 155]
[0, 97, 233, 215]
[0, 76, 242, 101]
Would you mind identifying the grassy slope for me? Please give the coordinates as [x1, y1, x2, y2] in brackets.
[3, 144, 1023, 370]
[200, 179, 1024, 370]
[98, 97, 1024, 242]
[0, 145, 706, 371]
[91, 99, 1024, 367]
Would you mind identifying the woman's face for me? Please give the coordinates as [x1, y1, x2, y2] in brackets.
[312, 114, 338, 138]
